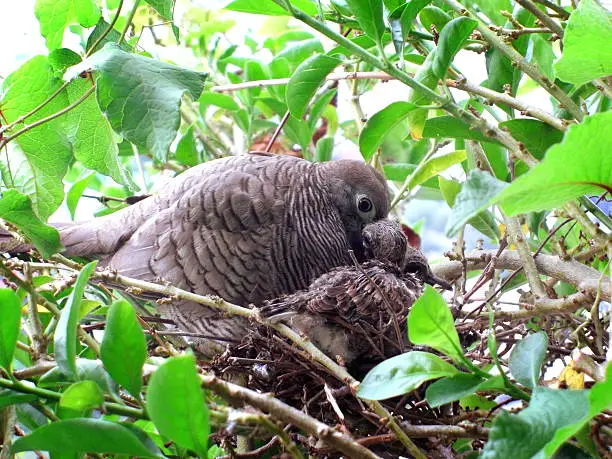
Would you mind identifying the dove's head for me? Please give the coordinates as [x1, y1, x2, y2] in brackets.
[321, 160, 389, 258]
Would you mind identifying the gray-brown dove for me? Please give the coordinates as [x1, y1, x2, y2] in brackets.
[57, 153, 390, 355]
[258, 220, 449, 363]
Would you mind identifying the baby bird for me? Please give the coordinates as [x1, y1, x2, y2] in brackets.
[258, 220, 449, 364]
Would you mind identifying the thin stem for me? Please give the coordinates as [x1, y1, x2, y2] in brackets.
[514, 0, 565, 36]
[119, 0, 141, 45]
[532, 0, 570, 19]
[442, 0, 583, 121]
[86, 0, 126, 55]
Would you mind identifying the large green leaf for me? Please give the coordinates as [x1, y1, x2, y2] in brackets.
[508, 332, 548, 389]
[66, 43, 207, 161]
[554, 0, 612, 86]
[224, 0, 318, 16]
[445, 170, 507, 237]
[286, 54, 342, 119]
[357, 351, 458, 400]
[35, 0, 100, 51]
[0, 56, 72, 218]
[11, 418, 161, 457]
[423, 116, 500, 144]
[101, 300, 147, 398]
[498, 119, 563, 159]
[496, 111, 612, 216]
[58, 380, 104, 419]
[345, 0, 386, 48]
[359, 102, 417, 160]
[144, 0, 174, 20]
[146, 354, 209, 457]
[399, 0, 433, 39]
[432, 17, 477, 78]
[0, 190, 62, 257]
[54, 261, 98, 380]
[406, 150, 466, 190]
[426, 374, 505, 408]
[66, 79, 136, 190]
[482, 387, 593, 459]
[0, 289, 22, 372]
[407, 286, 464, 362]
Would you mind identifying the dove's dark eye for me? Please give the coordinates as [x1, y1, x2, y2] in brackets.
[357, 196, 373, 213]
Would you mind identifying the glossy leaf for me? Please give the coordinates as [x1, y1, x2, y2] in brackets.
[11, 418, 161, 457]
[408, 286, 463, 362]
[67, 173, 95, 220]
[426, 374, 505, 408]
[359, 102, 417, 159]
[286, 54, 342, 119]
[357, 351, 458, 400]
[35, 0, 100, 51]
[439, 177, 500, 241]
[431, 17, 477, 79]
[58, 380, 104, 419]
[419, 6, 451, 31]
[101, 300, 146, 398]
[508, 332, 548, 389]
[554, 0, 612, 86]
[498, 119, 563, 159]
[345, 0, 386, 47]
[407, 150, 466, 190]
[496, 112, 612, 216]
[0, 190, 62, 257]
[146, 354, 209, 457]
[482, 387, 592, 459]
[423, 116, 499, 144]
[0, 389, 37, 409]
[199, 92, 240, 111]
[314, 137, 334, 162]
[54, 261, 98, 380]
[445, 170, 507, 237]
[0, 56, 72, 218]
[399, 0, 432, 39]
[224, 0, 318, 16]
[0, 289, 22, 371]
[66, 43, 207, 161]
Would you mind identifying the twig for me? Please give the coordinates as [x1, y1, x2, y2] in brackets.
[265, 111, 291, 152]
[531, 0, 570, 19]
[86, 0, 125, 55]
[514, 0, 565, 36]
[447, 77, 567, 131]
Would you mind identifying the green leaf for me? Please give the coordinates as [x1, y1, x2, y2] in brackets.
[86, 18, 131, 54]
[498, 119, 563, 159]
[408, 286, 464, 362]
[284, 116, 313, 155]
[527, 34, 555, 82]
[439, 176, 500, 241]
[358, 351, 458, 400]
[12, 418, 161, 457]
[496, 111, 612, 216]
[470, 0, 511, 25]
[35, 0, 101, 51]
[554, 0, 612, 86]
[508, 332, 548, 389]
[432, 17, 477, 78]
[67, 173, 95, 220]
[274, 39, 324, 71]
[224, 0, 317, 16]
[58, 380, 104, 419]
[419, 6, 451, 31]
[359, 102, 417, 160]
[101, 300, 146, 398]
[399, 0, 432, 39]
[0, 190, 63, 257]
[39, 358, 116, 395]
[144, 0, 174, 20]
[0, 56, 73, 218]
[286, 54, 342, 119]
[346, 0, 386, 47]
[482, 387, 592, 459]
[445, 170, 507, 237]
[66, 43, 207, 161]
[54, 261, 98, 380]
[66, 79, 137, 190]
[423, 116, 499, 143]
[542, 366, 612, 457]
[426, 374, 505, 408]
[383, 163, 417, 181]
[407, 150, 466, 189]
[314, 137, 334, 162]
[199, 92, 240, 111]
[0, 289, 22, 372]
[175, 126, 199, 167]
[0, 389, 37, 409]
[146, 354, 209, 457]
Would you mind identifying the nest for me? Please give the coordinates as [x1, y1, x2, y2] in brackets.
[207, 303, 453, 457]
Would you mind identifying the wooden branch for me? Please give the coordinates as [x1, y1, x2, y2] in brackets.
[432, 249, 611, 300]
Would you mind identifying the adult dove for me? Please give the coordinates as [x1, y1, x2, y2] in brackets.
[58, 153, 390, 354]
